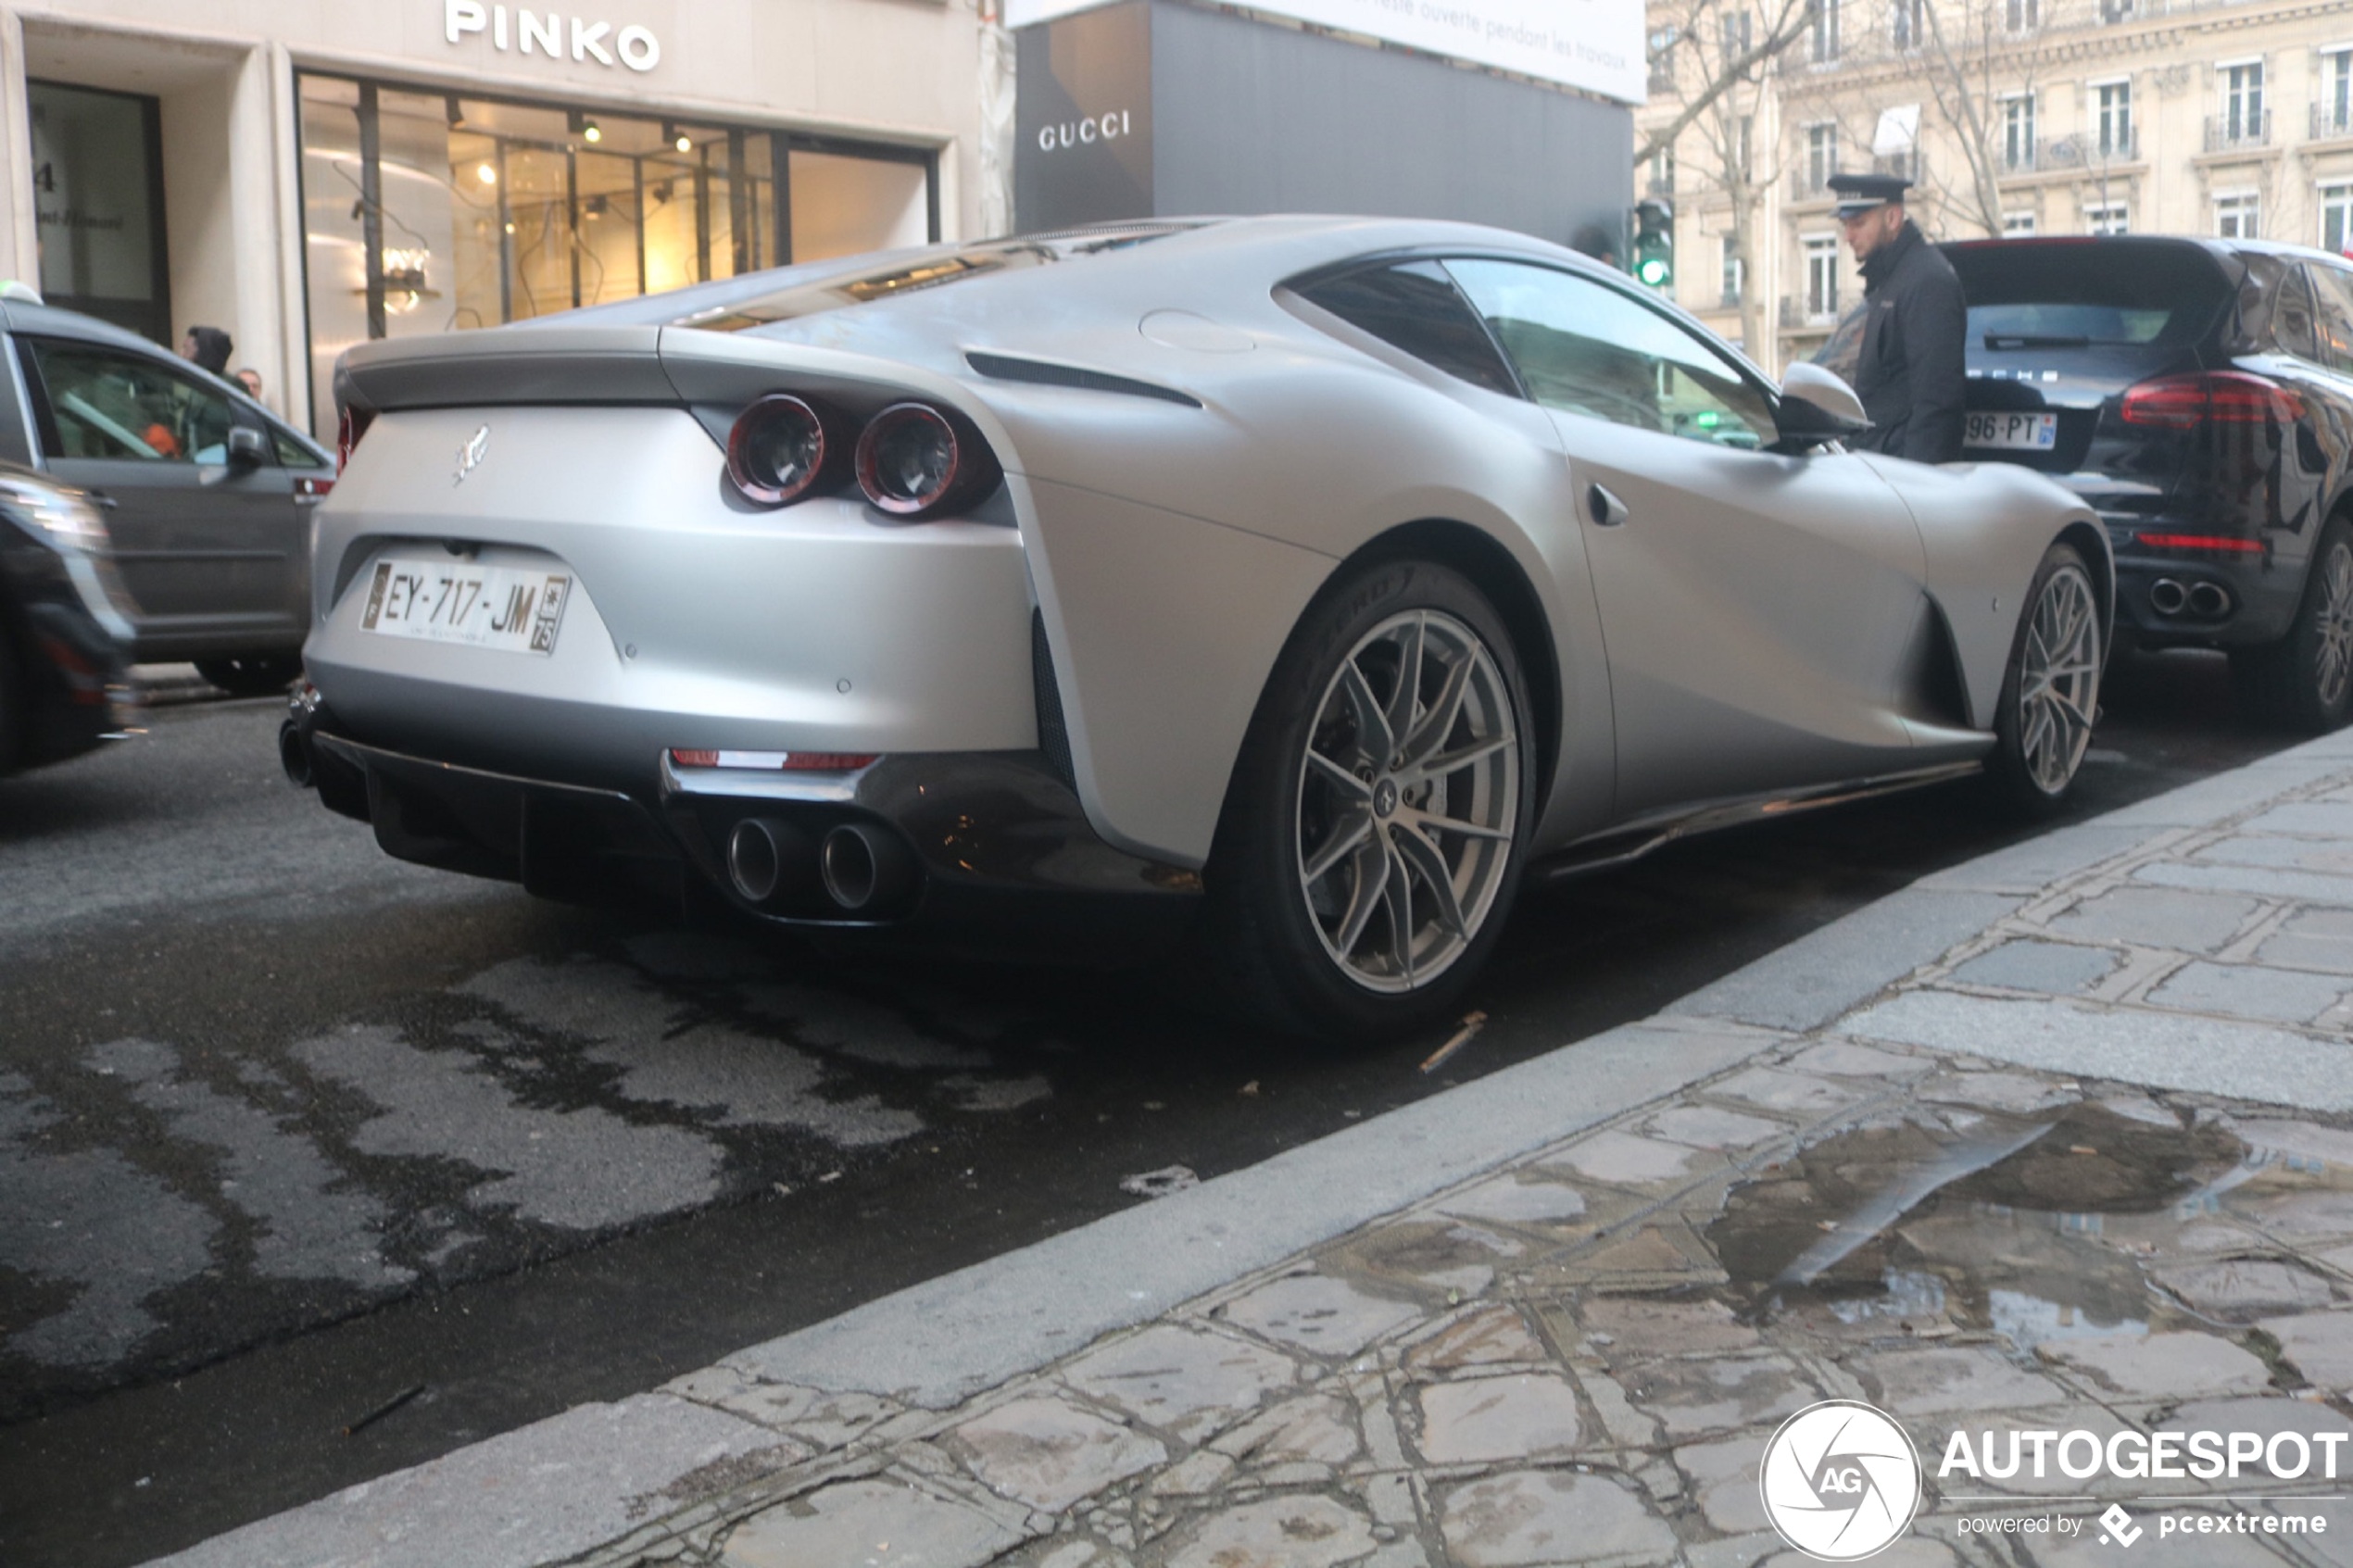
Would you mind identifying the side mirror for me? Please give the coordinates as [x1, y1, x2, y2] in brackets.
[226, 425, 267, 470]
[1770, 362, 1871, 453]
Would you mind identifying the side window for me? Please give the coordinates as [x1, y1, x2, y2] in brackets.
[24, 339, 236, 464]
[273, 428, 328, 469]
[2273, 267, 2322, 363]
[2309, 264, 2353, 375]
[1294, 261, 1520, 396]
[1444, 258, 1775, 447]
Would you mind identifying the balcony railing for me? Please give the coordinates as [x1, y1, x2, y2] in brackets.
[2315, 101, 2353, 142]
[1646, 173, 1676, 197]
[2034, 131, 2139, 168]
[2205, 109, 2271, 152]
[1721, 287, 1745, 309]
[1791, 169, 1838, 201]
[1780, 295, 1841, 329]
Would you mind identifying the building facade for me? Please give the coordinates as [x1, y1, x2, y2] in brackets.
[1641, 0, 2353, 373]
[7, 0, 989, 437]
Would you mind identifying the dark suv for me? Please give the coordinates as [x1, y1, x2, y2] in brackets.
[1944, 236, 2353, 731]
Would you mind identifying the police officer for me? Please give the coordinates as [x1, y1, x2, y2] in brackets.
[1828, 172, 1967, 463]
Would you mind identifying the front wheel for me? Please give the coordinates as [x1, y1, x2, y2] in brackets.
[1983, 542, 2104, 817]
[2231, 518, 2353, 734]
[1199, 559, 1534, 1041]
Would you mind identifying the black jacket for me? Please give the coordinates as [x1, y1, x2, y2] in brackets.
[1852, 221, 1966, 463]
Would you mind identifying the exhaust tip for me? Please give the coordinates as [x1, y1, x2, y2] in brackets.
[726, 818, 810, 906]
[2189, 581, 2232, 618]
[820, 822, 915, 912]
[278, 720, 315, 788]
[2149, 578, 2188, 616]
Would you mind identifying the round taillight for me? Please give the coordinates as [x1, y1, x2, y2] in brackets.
[854, 402, 1000, 518]
[727, 394, 843, 507]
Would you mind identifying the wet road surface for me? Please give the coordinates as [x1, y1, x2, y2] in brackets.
[0, 647, 2306, 1564]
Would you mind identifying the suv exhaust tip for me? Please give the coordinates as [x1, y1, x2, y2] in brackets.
[726, 818, 812, 906]
[2149, 578, 2188, 616]
[820, 822, 916, 912]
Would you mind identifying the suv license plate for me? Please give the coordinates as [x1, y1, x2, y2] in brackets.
[359, 558, 572, 655]
[1965, 411, 2058, 450]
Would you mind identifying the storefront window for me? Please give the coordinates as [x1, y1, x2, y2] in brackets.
[29, 81, 170, 345]
[296, 74, 935, 436]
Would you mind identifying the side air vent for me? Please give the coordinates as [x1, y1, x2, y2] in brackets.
[1032, 609, 1078, 792]
[967, 352, 1202, 408]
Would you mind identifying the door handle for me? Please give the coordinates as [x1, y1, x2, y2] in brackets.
[85, 489, 118, 510]
[1586, 483, 1629, 528]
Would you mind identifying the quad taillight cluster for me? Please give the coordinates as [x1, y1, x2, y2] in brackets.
[726, 395, 1000, 519]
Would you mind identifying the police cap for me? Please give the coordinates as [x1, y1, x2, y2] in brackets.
[1828, 172, 1912, 219]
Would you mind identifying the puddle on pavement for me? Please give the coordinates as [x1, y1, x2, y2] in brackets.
[1698, 1101, 2343, 1348]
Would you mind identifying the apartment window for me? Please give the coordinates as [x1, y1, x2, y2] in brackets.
[1806, 123, 1838, 192]
[2322, 183, 2353, 255]
[2216, 192, 2260, 239]
[2095, 80, 2133, 158]
[1649, 143, 1676, 195]
[1811, 0, 1841, 64]
[2004, 210, 2038, 235]
[2099, 0, 2133, 20]
[1723, 9, 1754, 59]
[2222, 60, 2265, 143]
[2085, 201, 2129, 234]
[2006, 0, 2038, 31]
[2002, 94, 2036, 170]
[1648, 26, 1680, 91]
[1806, 234, 1840, 319]
[2323, 48, 2353, 139]
[1722, 236, 1745, 305]
[1892, 0, 1924, 51]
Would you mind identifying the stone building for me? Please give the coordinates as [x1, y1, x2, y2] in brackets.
[1639, 0, 2353, 372]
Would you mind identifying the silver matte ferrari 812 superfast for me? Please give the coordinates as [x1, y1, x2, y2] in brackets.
[287, 216, 2111, 1037]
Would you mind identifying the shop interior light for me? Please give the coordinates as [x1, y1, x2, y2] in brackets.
[585, 194, 608, 220]
[663, 120, 692, 153]
[476, 162, 497, 185]
[583, 119, 602, 144]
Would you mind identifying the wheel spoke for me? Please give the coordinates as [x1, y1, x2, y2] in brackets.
[1413, 729, 1517, 783]
[1332, 829, 1392, 956]
[1337, 660, 1395, 769]
[1402, 652, 1475, 766]
[1390, 821, 1468, 939]
[1384, 614, 1426, 759]
[1304, 747, 1374, 800]
[1381, 833, 1416, 984]
[1398, 805, 1511, 842]
[1302, 809, 1374, 884]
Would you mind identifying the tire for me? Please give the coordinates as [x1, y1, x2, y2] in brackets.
[1983, 541, 2104, 817]
[195, 651, 302, 698]
[0, 618, 23, 776]
[2231, 517, 2353, 734]
[1198, 558, 1535, 1041]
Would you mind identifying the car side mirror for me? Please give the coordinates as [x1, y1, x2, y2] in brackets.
[226, 425, 267, 470]
[1770, 362, 1872, 454]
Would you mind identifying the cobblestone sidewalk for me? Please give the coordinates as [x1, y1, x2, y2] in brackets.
[560, 766, 2353, 1568]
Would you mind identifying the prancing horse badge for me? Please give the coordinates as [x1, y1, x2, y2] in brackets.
[455, 423, 490, 485]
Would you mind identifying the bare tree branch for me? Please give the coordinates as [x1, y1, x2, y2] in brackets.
[1633, 0, 1814, 169]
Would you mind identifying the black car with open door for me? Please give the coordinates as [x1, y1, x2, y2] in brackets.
[1944, 235, 2353, 731]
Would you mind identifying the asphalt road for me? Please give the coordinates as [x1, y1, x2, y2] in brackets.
[0, 648, 2297, 1566]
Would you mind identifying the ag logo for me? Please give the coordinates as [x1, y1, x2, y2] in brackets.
[1759, 1399, 1921, 1561]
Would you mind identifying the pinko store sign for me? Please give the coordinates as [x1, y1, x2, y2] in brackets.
[442, 2, 661, 72]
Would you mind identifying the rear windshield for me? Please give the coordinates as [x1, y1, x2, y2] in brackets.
[1946, 241, 2232, 350]
[671, 223, 1203, 332]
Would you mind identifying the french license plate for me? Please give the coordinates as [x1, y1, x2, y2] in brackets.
[1965, 411, 2059, 450]
[359, 558, 572, 655]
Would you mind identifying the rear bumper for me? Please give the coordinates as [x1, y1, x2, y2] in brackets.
[2103, 516, 2306, 647]
[293, 706, 1200, 960]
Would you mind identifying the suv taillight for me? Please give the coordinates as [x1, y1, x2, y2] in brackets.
[2120, 370, 2305, 430]
[336, 405, 376, 471]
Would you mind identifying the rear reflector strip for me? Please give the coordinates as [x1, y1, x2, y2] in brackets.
[2133, 533, 2265, 554]
[669, 748, 879, 771]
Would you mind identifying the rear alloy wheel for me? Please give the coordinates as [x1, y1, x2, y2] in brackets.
[1202, 559, 1533, 1040]
[1985, 542, 2103, 815]
[2233, 518, 2353, 734]
[195, 651, 302, 698]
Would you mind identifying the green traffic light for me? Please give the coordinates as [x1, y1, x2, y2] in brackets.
[1637, 257, 1670, 287]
